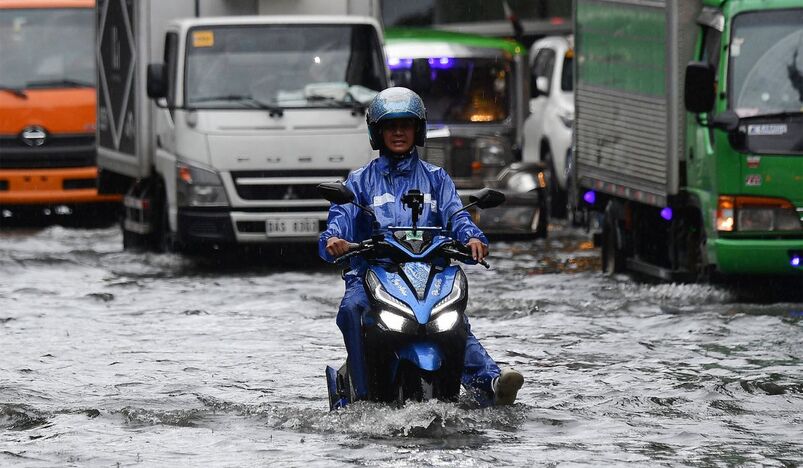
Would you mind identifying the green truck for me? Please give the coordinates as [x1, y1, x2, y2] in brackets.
[572, 0, 803, 280]
[385, 28, 549, 238]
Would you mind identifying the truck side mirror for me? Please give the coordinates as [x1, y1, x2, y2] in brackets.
[684, 61, 716, 113]
[146, 63, 167, 100]
[531, 76, 548, 98]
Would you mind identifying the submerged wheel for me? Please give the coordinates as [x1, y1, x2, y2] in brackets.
[544, 147, 567, 219]
[395, 366, 434, 405]
[151, 191, 179, 253]
[532, 189, 549, 239]
[601, 206, 625, 275]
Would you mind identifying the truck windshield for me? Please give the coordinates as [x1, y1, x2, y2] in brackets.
[730, 9, 803, 118]
[0, 8, 95, 89]
[184, 25, 386, 109]
[389, 57, 511, 123]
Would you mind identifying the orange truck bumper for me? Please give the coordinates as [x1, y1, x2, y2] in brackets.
[0, 167, 121, 206]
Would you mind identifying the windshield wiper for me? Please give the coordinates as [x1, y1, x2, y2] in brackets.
[25, 78, 94, 89]
[306, 95, 368, 115]
[190, 94, 284, 116]
[0, 86, 28, 99]
[741, 110, 803, 120]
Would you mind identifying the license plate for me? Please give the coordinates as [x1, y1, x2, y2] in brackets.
[265, 218, 319, 237]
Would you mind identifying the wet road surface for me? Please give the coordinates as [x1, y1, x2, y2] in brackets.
[1, 223, 801, 466]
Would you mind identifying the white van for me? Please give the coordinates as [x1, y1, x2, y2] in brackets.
[522, 35, 573, 218]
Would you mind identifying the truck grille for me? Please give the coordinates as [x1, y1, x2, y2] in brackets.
[0, 134, 96, 169]
[231, 169, 349, 201]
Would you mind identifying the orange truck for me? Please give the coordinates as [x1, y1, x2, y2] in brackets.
[0, 0, 119, 221]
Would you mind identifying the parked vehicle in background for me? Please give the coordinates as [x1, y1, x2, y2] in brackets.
[573, 0, 803, 280]
[385, 28, 548, 238]
[0, 0, 120, 224]
[96, 0, 388, 252]
[522, 35, 574, 218]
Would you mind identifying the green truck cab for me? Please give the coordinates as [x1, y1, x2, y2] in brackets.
[385, 28, 549, 237]
[573, 0, 803, 279]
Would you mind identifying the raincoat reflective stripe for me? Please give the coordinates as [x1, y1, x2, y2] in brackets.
[318, 149, 488, 274]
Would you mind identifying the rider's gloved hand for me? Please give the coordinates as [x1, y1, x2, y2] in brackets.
[466, 238, 488, 262]
[326, 237, 351, 258]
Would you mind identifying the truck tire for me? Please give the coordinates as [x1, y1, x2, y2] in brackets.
[601, 204, 626, 274]
[674, 209, 710, 283]
[544, 147, 567, 219]
[152, 193, 178, 253]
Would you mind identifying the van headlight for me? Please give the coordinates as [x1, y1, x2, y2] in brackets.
[176, 162, 230, 207]
[475, 137, 510, 167]
[558, 109, 574, 128]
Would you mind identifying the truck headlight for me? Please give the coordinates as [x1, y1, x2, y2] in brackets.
[475, 137, 509, 167]
[717, 196, 802, 232]
[176, 162, 229, 207]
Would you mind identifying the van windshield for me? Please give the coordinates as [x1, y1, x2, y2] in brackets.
[730, 9, 803, 117]
[0, 8, 95, 89]
[389, 57, 511, 123]
[184, 25, 386, 109]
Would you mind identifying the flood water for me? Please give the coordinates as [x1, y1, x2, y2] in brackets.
[1, 223, 801, 466]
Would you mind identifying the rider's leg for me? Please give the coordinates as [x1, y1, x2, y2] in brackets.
[461, 316, 524, 406]
[460, 316, 501, 402]
[335, 276, 371, 400]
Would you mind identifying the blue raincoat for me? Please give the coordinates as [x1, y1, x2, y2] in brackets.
[319, 148, 500, 403]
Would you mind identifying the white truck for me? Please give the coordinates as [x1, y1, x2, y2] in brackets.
[96, 0, 388, 251]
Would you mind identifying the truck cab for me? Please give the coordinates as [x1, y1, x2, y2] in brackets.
[384, 28, 548, 237]
[96, 3, 388, 251]
[0, 0, 120, 221]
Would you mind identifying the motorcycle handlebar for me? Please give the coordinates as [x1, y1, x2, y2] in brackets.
[333, 239, 490, 269]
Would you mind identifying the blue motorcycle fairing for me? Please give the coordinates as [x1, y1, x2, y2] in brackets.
[368, 264, 460, 325]
[384, 234, 451, 260]
[392, 342, 443, 378]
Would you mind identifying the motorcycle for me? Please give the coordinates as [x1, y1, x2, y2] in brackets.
[317, 182, 505, 409]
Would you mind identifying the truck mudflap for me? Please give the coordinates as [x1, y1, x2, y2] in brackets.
[714, 239, 803, 275]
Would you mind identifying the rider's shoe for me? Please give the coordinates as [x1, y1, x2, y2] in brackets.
[492, 368, 523, 405]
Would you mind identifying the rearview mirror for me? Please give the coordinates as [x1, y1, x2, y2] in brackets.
[711, 110, 740, 132]
[684, 61, 716, 113]
[147, 63, 167, 99]
[469, 188, 506, 209]
[317, 182, 355, 205]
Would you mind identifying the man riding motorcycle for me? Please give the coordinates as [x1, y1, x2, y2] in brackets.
[319, 87, 523, 406]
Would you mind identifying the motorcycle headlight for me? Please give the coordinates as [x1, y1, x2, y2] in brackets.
[366, 270, 415, 318]
[426, 310, 460, 333]
[431, 270, 466, 317]
[475, 137, 510, 167]
[717, 196, 802, 232]
[176, 162, 230, 207]
[378, 310, 410, 333]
